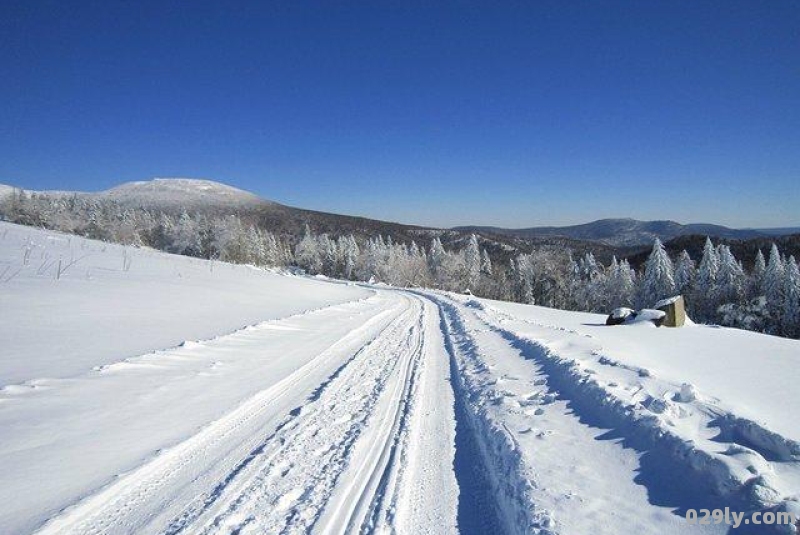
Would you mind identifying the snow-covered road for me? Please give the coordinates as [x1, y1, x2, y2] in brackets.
[4, 282, 799, 534]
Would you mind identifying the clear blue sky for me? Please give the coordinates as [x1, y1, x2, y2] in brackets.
[2, 1, 799, 228]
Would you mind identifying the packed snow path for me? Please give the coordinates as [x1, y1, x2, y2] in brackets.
[5, 286, 799, 534]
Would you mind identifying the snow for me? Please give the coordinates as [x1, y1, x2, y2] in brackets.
[3, 222, 800, 534]
[462, 295, 800, 532]
[654, 295, 683, 308]
[1, 177, 266, 211]
[630, 308, 667, 324]
[0, 222, 369, 385]
[100, 178, 266, 207]
[479, 298, 800, 445]
[611, 307, 635, 319]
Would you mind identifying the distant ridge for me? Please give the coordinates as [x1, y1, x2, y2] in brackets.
[454, 218, 772, 247]
[2, 179, 796, 257]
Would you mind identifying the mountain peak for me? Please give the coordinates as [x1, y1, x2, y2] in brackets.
[102, 178, 267, 208]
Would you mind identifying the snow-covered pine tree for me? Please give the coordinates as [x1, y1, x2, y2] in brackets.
[480, 248, 493, 276]
[619, 259, 636, 307]
[640, 238, 675, 307]
[749, 249, 767, 300]
[692, 238, 719, 321]
[606, 256, 635, 309]
[244, 226, 266, 265]
[263, 232, 280, 266]
[716, 245, 745, 306]
[294, 224, 322, 274]
[764, 244, 786, 323]
[782, 256, 800, 337]
[515, 254, 534, 304]
[464, 234, 481, 291]
[320, 235, 339, 276]
[170, 211, 203, 257]
[428, 237, 448, 287]
[673, 250, 696, 296]
[341, 235, 359, 280]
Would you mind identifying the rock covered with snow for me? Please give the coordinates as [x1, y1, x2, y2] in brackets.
[606, 307, 666, 327]
[654, 295, 682, 309]
[606, 307, 634, 325]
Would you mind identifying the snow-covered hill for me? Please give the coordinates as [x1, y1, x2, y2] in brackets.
[98, 178, 266, 208]
[2, 222, 799, 534]
[0, 178, 267, 210]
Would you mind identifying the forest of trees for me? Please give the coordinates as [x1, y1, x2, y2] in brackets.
[2, 188, 799, 338]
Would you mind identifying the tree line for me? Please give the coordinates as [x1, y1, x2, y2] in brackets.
[2, 188, 798, 338]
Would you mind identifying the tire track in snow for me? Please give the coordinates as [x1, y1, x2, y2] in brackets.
[192, 293, 426, 534]
[427, 292, 730, 534]
[33, 293, 411, 535]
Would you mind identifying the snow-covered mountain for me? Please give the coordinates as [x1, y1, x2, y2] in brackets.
[0, 178, 266, 209]
[98, 178, 266, 208]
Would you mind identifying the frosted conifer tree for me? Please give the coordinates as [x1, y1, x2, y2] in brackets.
[693, 238, 719, 320]
[764, 244, 785, 321]
[673, 250, 696, 295]
[481, 248, 493, 276]
[428, 237, 448, 286]
[342, 236, 359, 280]
[606, 257, 634, 308]
[171, 211, 201, 256]
[294, 225, 322, 274]
[619, 259, 635, 307]
[782, 256, 800, 337]
[464, 234, 481, 290]
[749, 249, 767, 299]
[244, 226, 265, 265]
[716, 245, 745, 306]
[640, 238, 675, 307]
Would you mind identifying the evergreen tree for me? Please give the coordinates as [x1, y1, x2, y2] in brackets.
[716, 245, 745, 306]
[673, 250, 696, 295]
[294, 224, 322, 274]
[480, 248, 493, 276]
[783, 256, 800, 337]
[693, 238, 719, 321]
[428, 237, 448, 286]
[464, 234, 481, 290]
[764, 244, 785, 321]
[750, 249, 767, 299]
[640, 238, 675, 307]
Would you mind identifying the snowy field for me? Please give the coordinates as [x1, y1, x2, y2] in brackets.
[0, 221, 370, 384]
[2, 222, 799, 534]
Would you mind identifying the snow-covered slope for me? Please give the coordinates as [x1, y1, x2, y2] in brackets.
[3, 222, 799, 534]
[0, 221, 370, 385]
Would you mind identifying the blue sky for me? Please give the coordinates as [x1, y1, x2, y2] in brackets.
[2, 1, 798, 228]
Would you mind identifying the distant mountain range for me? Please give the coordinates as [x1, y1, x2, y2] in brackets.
[455, 219, 798, 247]
[2, 179, 797, 259]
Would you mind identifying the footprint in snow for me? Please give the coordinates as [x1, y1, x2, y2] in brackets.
[275, 487, 305, 511]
